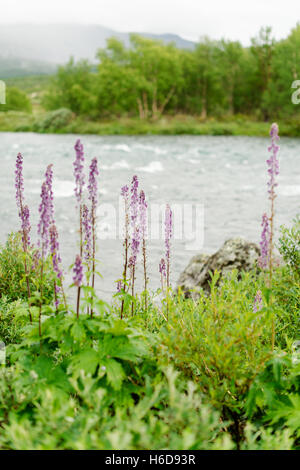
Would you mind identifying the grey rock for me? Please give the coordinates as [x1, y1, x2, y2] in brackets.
[177, 237, 260, 298]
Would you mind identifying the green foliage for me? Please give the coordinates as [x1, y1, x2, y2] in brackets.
[278, 216, 300, 278]
[0, 233, 54, 303]
[0, 221, 298, 450]
[245, 355, 300, 448]
[37, 26, 300, 122]
[1, 87, 32, 113]
[43, 59, 96, 115]
[0, 297, 25, 345]
[33, 108, 74, 132]
[0, 311, 232, 450]
[144, 271, 273, 414]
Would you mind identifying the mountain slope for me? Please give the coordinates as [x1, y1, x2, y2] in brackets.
[0, 23, 195, 77]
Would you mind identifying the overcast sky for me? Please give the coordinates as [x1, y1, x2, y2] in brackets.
[1, 0, 299, 44]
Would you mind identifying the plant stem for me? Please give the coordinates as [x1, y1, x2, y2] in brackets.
[142, 238, 148, 311]
[76, 286, 81, 319]
[91, 208, 96, 318]
[121, 237, 128, 319]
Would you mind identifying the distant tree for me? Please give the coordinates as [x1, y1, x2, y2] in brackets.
[263, 24, 300, 117]
[250, 27, 275, 118]
[43, 58, 96, 115]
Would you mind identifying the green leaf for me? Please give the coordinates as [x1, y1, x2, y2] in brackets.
[69, 349, 99, 376]
[102, 357, 125, 390]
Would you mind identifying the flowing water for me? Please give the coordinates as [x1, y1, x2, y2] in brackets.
[0, 132, 299, 300]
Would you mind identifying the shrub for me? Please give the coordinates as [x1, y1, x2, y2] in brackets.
[33, 108, 74, 132]
[278, 216, 300, 278]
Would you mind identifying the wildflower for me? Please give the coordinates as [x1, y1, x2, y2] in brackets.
[15, 153, 24, 210]
[139, 190, 147, 239]
[130, 175, 140, 268]
[49, 224, 62, 279]
[88, 157, 99, 318]
[121, 185, 129, 198]
[21, 204, 31, 249]
[116, 280, 122, 293]
[165, 204, 173, 288]
[120, 184, 130, 319]
[45, 164, 54, 224]
[88, 157, 99, 211]
[73, 139, 85, 203]
[253, 290, 263, 313]
[15, 153, 31, 250]
[82, 204, 92, 262]
[37, 182, 51, 257]
[267, 123, 280, 201]
[159, 258, 166, 278]
[259, 213, 270, 269]
[73, 255, 83, 287]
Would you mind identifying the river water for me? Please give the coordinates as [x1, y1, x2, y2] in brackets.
[0, 132, 299, 300]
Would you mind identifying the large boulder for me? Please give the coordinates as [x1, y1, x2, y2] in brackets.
[177, 237, 260, 298]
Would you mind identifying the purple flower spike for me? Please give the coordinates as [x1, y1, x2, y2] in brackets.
[165, 204, 172, 262]
[159, 258, 166, 278]
[15, 153, 24, 209]
[121, 185, 129, 198]
[253, 290, 263, 313]
[165, 204, 173, 288]
[82, 204, 92, 262]
[49, 224, 63, 279]
[15, 153, 31, 250]
[139, 190, 147, 239]
[259, 212, 270, 269]
[116, 280, 122, 293]
[129, 175, 140, 268]
[88, 157, 99, 211]
[73, 255, 83, 287]
[38, 182, 51, 257]
[267, 122, 280, 201]
[45, 164, 54, 224]
[73, 139, 85, 203]
[21, 205, 31, 248]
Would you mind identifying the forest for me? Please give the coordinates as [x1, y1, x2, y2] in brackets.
[2, 25, 300, 136]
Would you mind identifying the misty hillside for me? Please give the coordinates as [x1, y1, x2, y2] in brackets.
[0, 23, 195, 77]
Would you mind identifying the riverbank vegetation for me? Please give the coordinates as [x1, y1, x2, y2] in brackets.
[2, 25, 300, 135]
[0, 124, 299, 450]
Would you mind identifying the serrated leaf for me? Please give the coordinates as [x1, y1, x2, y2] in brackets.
[102, 357, 125, 390]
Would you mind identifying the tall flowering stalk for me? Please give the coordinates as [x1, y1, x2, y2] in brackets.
[139, 190, 148, 310]
[82, 204, 92, 315]
[82, 204, 92, 267]
[164, 204, 172, 319]
[165, 204, 173, 290]
[258, 123, 280, 350]
[120, 185, 130, 319]
[15, 153, 32, 323]
[73, 255, 83, 318]
[267, 123, 280, 279]
[49, 224, 67, 311]
[253, 290, 263, 313]
[37, 166, 53, 336]
[73, 140, 85, 257]
[88, 157, 99, 318]
[258, 213, 270, 269]
[159, 258, 166, 292]
[129, 175, 140, 314]
[267, 123, 280, 351]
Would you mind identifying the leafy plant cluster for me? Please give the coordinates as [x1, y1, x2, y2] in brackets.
[0, 231, 299, 449]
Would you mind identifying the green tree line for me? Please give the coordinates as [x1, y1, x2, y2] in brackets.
[41, 25, 300, 120]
